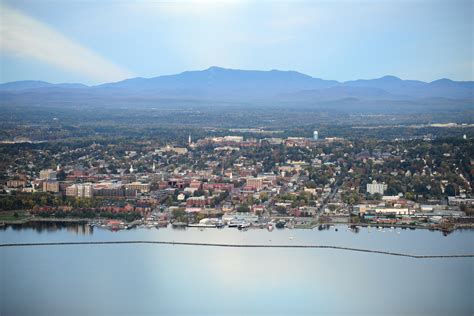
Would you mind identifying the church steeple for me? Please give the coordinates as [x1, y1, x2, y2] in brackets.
[129, 164, 134, 173]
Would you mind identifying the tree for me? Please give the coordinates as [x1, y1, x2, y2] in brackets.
[172, 208, 187, 221]
[236, 205, 250, 213]
[444, 184, 456, 196]
[276, 206, 287, 214]
[405, 192, 415, 201]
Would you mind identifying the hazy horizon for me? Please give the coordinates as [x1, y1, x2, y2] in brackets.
[3, 65, 474, 86]
[1, 0, 472, 85]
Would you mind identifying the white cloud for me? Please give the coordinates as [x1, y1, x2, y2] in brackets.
[0, 4, 133, 83]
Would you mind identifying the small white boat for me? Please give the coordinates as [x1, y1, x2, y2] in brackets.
[238, 222, 250, 230]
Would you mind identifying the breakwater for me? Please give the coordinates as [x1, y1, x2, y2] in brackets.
[1, 240, 472, 259]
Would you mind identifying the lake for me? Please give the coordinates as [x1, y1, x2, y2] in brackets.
[1, 224, 473, 315]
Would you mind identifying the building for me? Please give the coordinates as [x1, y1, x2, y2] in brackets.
[202, 183, 234, 192]
[313, 130, 319, 141]
[367, 180, 387, 195]
[223, 136, 243, 142]
[373, 207, 411, 215]
[448, 196, 474, 206]
[39, 169, 57, 180]
[78, 184, 93, 198]
[124, 182, 150, 193]
[246, 177, 264, 191]
[66, 185, 77, 197]
[6, 179, 27, 188]
[43, 180, 59, 193]
[66, 184, 94, 198]
[186, 196, 207, 207]
[94, 188, 136, 197]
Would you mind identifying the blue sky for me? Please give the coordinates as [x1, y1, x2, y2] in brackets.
[0, 0, 472, 84]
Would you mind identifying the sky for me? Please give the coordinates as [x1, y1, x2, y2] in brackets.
[0, 0, 472, 85]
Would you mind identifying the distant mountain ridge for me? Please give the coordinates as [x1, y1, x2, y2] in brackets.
[0, 80, 87, 91]
[1, 66, 473, 101]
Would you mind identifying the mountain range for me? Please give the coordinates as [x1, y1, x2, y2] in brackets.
[1, 66, 473, 105]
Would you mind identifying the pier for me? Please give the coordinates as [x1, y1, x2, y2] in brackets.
[0, 241, 472, 259]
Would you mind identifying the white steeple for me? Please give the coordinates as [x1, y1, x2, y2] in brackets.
[129, 164, 134, 173]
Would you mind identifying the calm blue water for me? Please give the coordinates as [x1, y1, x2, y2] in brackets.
[1, 224, 473, 316]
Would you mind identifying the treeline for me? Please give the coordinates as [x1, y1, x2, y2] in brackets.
[0, 192, 116, 211]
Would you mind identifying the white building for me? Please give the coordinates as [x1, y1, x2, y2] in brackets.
[367, 180, 387, 195]
[313, 131, 319, 141]
[39, 169, 57, 180]
[223, 136, 244, 142]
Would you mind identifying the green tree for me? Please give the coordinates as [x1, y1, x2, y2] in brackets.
[236, 205, 250, 213]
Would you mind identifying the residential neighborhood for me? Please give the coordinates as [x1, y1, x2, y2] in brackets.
[1, 131, 472, 232]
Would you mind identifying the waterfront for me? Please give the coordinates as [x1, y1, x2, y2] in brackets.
[1, 225, 473, 315]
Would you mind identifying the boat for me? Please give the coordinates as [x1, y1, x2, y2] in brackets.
[238, 222, 250, 230]
[187, 223, 216, 228]
[172, 222, 187, 228]
[228, 219, 243, 227]
[276, 221, 285, 229]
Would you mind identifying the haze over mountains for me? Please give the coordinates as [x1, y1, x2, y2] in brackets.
[1, 67, 473, 106]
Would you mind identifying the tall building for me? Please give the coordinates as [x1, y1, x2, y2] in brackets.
[366, 180, 387, 195]
[66, 184, 94, 198]
[313, 131, 319, 141]
[43, 180, 59, 193]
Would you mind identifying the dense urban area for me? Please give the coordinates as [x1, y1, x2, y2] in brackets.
[1, 118, 472, 233]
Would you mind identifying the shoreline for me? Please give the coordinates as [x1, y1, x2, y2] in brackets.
[1, 216, 474, 232]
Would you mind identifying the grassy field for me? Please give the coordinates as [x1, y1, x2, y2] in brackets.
[0, 210, 30, 222]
